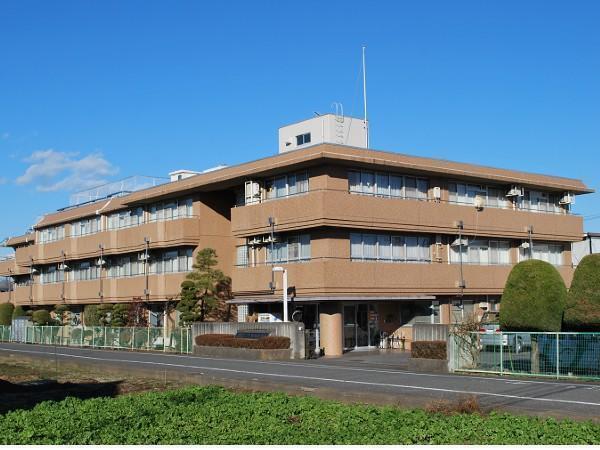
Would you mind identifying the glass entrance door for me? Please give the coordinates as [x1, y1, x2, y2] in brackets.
[343, 303, 379, 350]
[343, 305, 357, 349]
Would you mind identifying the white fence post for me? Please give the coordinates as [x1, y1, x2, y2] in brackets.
[499, 332, 504, 375]
[556, 332, 560, 379]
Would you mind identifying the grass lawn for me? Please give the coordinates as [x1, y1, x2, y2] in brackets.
[1, 385, 600, 444]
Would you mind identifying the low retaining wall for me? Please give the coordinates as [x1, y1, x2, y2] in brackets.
[407, 357, 448, 373]
[194, 345, 293, 361]
[192, 322, 306, 359]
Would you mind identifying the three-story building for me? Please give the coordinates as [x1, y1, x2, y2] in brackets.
[0, 115, 593, 349]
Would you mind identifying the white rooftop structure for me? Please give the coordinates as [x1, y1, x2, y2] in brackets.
[278, 114, 368, 154]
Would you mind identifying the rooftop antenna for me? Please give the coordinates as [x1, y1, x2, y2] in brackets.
[362, 45, 369, 148]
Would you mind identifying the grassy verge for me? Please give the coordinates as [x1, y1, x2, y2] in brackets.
[1, 385, 600, 444]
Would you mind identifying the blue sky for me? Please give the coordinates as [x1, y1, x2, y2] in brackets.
[1, 0, 599, 255]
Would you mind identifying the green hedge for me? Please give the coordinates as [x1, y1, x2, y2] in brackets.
[564, 254, 600, 331]
[1, 386, 599, 444]
[499, 260, 567, 332]
[0, 303, 14, 325]
[195, 333, 290, 349]
[32, 310, 51, 326]
[12, 305, 26, 319]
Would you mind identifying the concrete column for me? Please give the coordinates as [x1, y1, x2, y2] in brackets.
[319, 312, 343, 356]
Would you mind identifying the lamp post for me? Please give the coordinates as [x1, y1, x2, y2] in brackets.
[272, 266, 288, 322]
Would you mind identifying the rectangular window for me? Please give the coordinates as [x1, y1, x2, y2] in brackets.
[520, 242, 563, 266]
[148, 198, 194, 222]
[450, 238, 510, 265]
[266, 234, 310, 263]
[296, 133, 311, 146]
[236, 245, 249, 267]
[349, 170, 428, 200]
[263, 172, 309, 201]
[39, 225, 65, 243]
[351, 233, 430, 263]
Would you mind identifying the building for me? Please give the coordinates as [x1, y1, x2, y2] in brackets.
[572, 232, 600, 266]
[0, 116, 593, 349]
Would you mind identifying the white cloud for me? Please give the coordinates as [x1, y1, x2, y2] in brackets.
[0, 177, 7, 185]
[16, 149, 119, 192]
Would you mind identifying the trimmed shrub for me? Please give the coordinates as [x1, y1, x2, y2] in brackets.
[411, 341, 447, 360]
[0, 303, 14, 325]
[111, 304, 129, 327]
[195, 334, 290, 350]
[32, 309, 51, 325]
[499, 260, 567, 332]
[12, 305, 26, 319]
[84, 305, 101, 326]
[564, 254, 600, 331]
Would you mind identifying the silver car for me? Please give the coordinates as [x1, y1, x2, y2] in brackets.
[479, 312, 530, 354]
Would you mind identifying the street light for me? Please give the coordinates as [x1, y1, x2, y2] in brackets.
[272, 266, 288, 322]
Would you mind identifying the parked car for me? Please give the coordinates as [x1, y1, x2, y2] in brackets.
[538, 333, 600, 374]
[478, 312, 530, 354]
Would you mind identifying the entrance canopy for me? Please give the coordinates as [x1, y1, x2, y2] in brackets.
[227, 295, 436, 304]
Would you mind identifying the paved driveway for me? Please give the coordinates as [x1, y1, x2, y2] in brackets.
[1, 343, 599, 421]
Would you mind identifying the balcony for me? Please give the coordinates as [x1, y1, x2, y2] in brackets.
[10, 272, 188, 306]
[231, 190, 583, 241]
[15, 218, 201, 266]
[232, 259, 574, 298]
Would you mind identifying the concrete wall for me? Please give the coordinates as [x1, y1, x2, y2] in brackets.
[192, 322, 306, 359]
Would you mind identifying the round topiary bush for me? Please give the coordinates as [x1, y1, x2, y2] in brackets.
[499, 259, 567, 332]
[32, 309, 51, 325]
[564, 254, 600, 331]
[0, 303, 14, 325]
[12, 305, 26, 319]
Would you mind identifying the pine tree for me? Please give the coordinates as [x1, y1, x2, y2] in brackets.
[176, 248, 231, 325]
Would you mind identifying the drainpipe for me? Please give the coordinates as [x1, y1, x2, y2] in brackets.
[61, 250, 66, 303]
[457, 220, 465, 297]
[144, 237, 150, 302]
[29, 257, 34, 304]
[268, 217, 275, 290]
[528, 225, 534, 259]
[98, 244, 104, 301]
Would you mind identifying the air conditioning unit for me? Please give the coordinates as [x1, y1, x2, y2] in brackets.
[262, 235, 278, 244]
[473, 195, 485, 210]
[506, 186, 524, 197]
[433, 187, 441, 200]
[248, 237, 262, 246]
[559, 192, 574, 205]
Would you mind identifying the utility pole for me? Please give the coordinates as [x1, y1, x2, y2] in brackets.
[362, 45, 369, 148]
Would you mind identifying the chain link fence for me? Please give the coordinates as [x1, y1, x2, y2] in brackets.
[0, 325, 192, 354]
[450, 331, 600, 380]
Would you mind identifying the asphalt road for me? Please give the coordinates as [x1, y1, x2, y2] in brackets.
[2, 342, 600, 420]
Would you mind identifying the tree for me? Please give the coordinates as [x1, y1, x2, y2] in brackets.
[127, 299, 148, 327]
[111, 304, 129, 327]
[83, 304, 101, 326]
[32, 309, 51, 325]
[176, 248, 231, 325]
[53, 304, 70, 326]
[500, 260, 567, 332]
[564, 254, 600, 331]
[12, 305, 26, 319]
[0, 303, 14, 325]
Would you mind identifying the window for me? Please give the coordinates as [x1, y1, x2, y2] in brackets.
[72, 261, 100, 281]
[348, 170, 428, 200]
[149, 248, 194, 274]
[39, 225, 65, 243]
[350, 233, 431, 262]
[71, 217, 101, 237]
[40, 265, 64, 284]
[519, 190, 562, 214]
[519, 242, 563, 266]
[448, 183, 509, 209]
[263, 172, 309, 201]
[149, 198, 193, 222]
[296, 133, 311, 146]
[449, 239, 510, 265]
[266, 234, 311, 264]
[108, 208, 144, 230]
